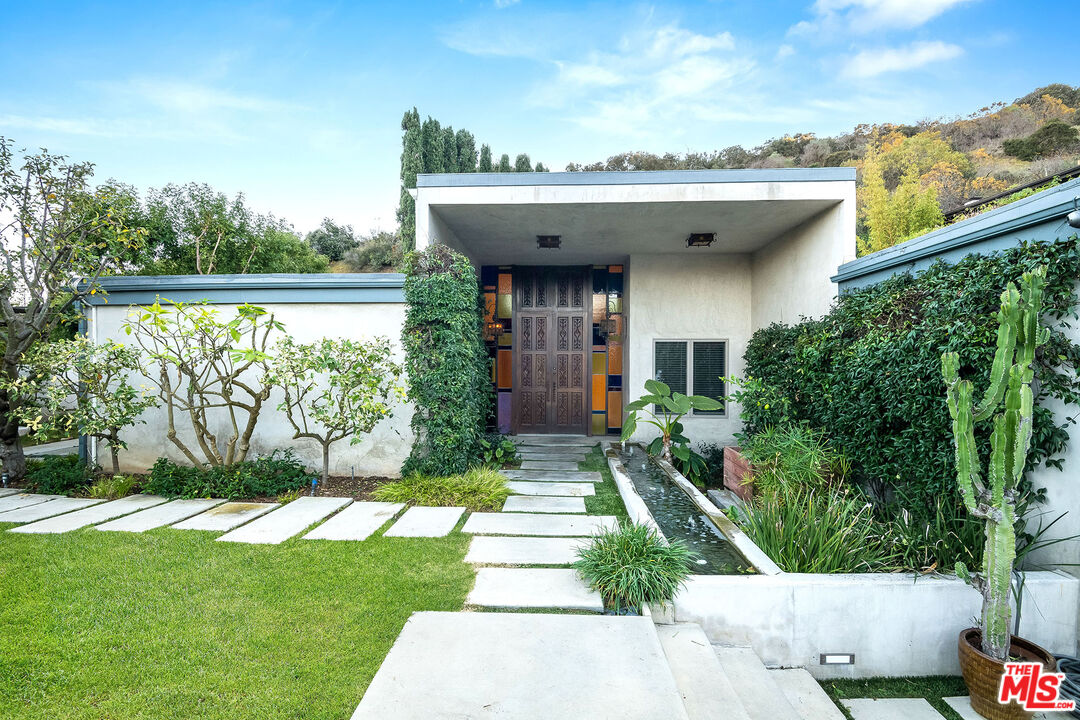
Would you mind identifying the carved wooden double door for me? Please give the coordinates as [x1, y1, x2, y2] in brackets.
[512, 267, 590, 434]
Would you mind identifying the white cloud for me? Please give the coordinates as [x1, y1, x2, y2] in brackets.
[776, 44, 796, 59]
[494, 0, 520, 7]
[791, 0, 975, 35]
[844, 40, 963, 77]
[111, 78, 302, 115]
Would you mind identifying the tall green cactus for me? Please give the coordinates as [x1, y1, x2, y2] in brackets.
[941, 265, 1049, 661]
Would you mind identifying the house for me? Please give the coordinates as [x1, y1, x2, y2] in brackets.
[412, 168, 857, 446]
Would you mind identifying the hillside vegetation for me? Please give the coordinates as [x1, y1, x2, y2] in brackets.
[566, 84, 1080, 255]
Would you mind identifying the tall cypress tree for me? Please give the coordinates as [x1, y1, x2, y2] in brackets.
[441, 126, 458, 173]
[514, 153, 533, 172]
[421, 117, 444, 173]
[456, 130, 477, 172]
[397, 108, 422, 251]
[498, 153, 512, 172]
[478, 144, 493, 172]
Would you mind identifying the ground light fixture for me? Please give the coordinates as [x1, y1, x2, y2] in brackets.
[686, 232, 716, 247]
[537, 235, 561, 249]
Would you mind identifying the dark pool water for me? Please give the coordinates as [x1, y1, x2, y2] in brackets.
[617, 447, 749, 575]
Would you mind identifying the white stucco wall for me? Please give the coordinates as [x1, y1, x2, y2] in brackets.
[88, 301, 412, 478]
[750, 198, 856, 330]
[625, 254, 752, 447]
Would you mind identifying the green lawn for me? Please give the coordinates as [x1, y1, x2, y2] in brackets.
[0, 520, 474, 720]
[821, 676, 969, 719]
[579, 444, 630, 521]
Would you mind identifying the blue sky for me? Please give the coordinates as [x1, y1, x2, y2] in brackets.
[1, 0, 1073, 235]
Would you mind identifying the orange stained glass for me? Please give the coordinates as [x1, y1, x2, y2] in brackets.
[592, 293, 606, 324]
[592, 413, 607, 435]
[497, 350, 512, 389]
[611, 314, 624, 337]
[608, 265, 623, 273]
[607, 391, 623, 428]
[608, 341, 623, 374]
[483, 292, 496, 323]
[498, 273, 512, 295]
[592, 375, 606, 411]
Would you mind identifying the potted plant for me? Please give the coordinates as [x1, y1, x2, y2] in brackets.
[941, 266, 1058, 720]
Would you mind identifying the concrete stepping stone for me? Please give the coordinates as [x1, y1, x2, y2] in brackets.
[465, 536, 586, 565]
[713, 646, 800, 720]
[10, 495, 168, 534]
[217, 496, 351, 544]
[0, 497, 104, 524]
[514, 434, 599, 447]
[172, 501, 279, 532]
[520, 460, 582, 471]
[0, 488, 19, 498]
[841, 698, 944, 720]
[518, 449, 589, 459]
[96, 498, 226, 533]
[383, 506, 464, 537]
[303, 501, 404, 541]
[506, 481, 595, 497]
[467, 567, 603, 611]
[0, 492, 60, 514]
[351, 612, 689, 720]
[462, 512, 617, 537]
[502, 496, 586, 513]
[502, 469, 601, 483]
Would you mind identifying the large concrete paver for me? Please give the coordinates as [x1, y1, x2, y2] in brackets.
[657, 624, 751, 720]
[462, 512, 617, 537]
[520, 460, 581, 471]
[771, 668, 846, 720]
[841, 698, 944, 720]
[502, 469, 601, 483]
[465, 536, 586, 565]
[514, 435, 599, 448]
[0, 493, 61, 514]
[10, 495, 168, 534]
[0, 497, 104, 524]
[506, 480, 595, 497]
[502, 496, 586, 513]
[383, 506, 464, 537]
[468, 567, 603, 611]
[517, 450, 588, 461]
[303, 501, 404, 541]
[172, 502, 279, 532]
[351, 611, 689, 720]
[0, 488, 18, 498]
[217, 496, 351, 544]
[96, 498, 226, 532]
[940, 696, 1052, 720]
[713, 646, 800, 720]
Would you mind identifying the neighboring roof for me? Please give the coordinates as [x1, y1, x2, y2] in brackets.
[416, 167, 856, 188]
[833, 176, 1080, 286]
[84, 273, 406, 305]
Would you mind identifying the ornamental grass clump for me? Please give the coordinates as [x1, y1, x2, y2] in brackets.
[573, 521, 696, 612]
[372, 467, 509, 512]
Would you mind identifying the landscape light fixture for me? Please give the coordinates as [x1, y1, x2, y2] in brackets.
[537, 235, 561, 249]
[1068, 196, 1080, 229]
[686, 232, 716, 247]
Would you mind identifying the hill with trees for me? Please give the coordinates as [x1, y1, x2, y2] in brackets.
[566, 84, 1080, 255]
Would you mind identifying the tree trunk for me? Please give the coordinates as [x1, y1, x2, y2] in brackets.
[0, 386, 25, 481]
[321, 442, 330, 487]
[108, 431, 121, 476]
[661, 434, 672, 462]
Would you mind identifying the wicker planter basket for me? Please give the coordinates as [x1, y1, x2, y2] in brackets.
[958, 627, 1058, 720]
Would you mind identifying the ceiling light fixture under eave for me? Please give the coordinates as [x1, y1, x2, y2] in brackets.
[687, 232, 716, 248]
[537, 235, 561, 249]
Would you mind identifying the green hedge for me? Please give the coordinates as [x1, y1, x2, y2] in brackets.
[142, 452, 312, 499]
[401, 244, 491, 476]
[739, 237, 1080, 511]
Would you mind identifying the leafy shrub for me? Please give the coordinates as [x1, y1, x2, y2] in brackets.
[342, 231, 403, 271]
[479, 434, 519, 469]
[88, 475, 138, 499]
[696, 442, 726, 488]
[373, 467, 509, 512]
[574, 521, 696, 612]
[1002, 120, 1080, 160]
[738, 238, 1080, 514]
[731, 488, 893, 573]
[739, 424, 849, 498]
[401, 245, 491, 476]
[25, 455, 92, 495]
[143, 451, 313, 499]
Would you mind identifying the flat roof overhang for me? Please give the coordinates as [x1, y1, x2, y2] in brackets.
[416, 168, 854, 265]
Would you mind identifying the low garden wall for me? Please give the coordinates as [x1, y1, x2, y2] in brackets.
[85, 274, 413, 478]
